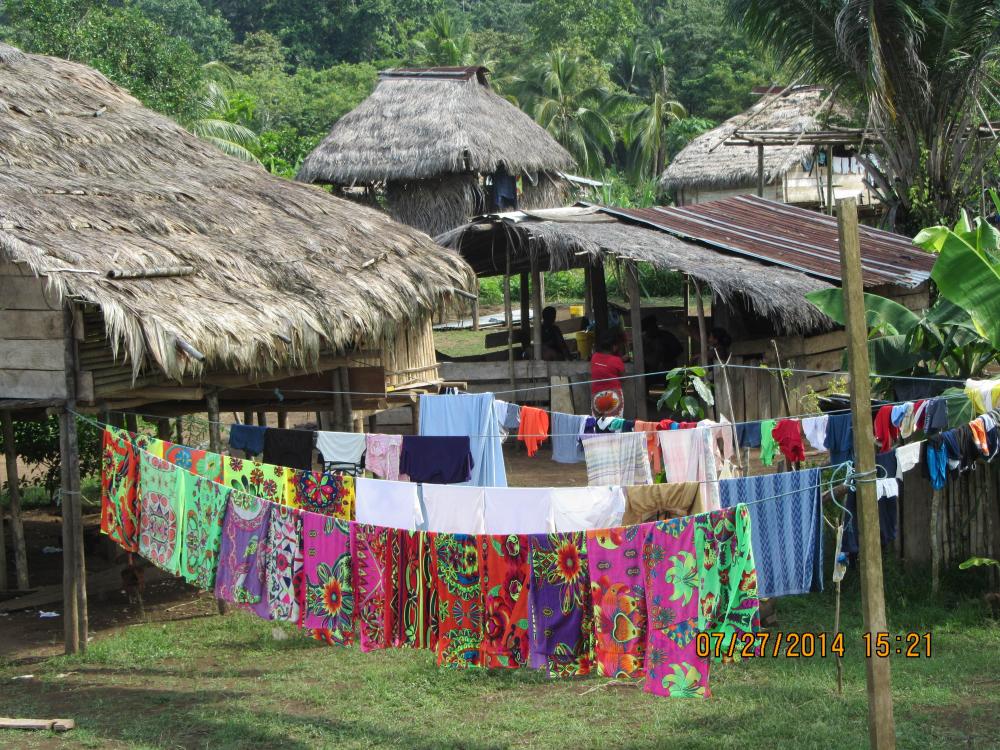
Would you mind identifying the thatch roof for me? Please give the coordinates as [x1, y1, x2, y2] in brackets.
[296, 66, 575, 185]
[437, 208, 835, 334]
[0, 44, 474, 381]
[660, 86, 846, 191]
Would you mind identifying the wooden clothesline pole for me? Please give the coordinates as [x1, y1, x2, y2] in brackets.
[838, 197, 895, 749]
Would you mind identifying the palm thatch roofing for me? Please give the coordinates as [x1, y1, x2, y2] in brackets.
[0, 44, 474, 381]
[436, 206, 837, 334]
[660, 86, 848, 191]
[295, 66, 575, 185]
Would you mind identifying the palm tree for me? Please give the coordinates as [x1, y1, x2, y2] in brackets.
[186, 65, 261, 165]
[729, 0, 1000, 231]
[411, 12, 476, 67]
[623, 39, 688, 179]
[512, 51, 616, 175]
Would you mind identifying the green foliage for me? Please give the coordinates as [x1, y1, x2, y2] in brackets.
[134, 0, 232, 61]
[0, 416, 101, 502]
[224, 30, 288, 73]
[657, 366, 715, 420]
[959, 557, 1000, 571]
[528, 0, 639, 61]
[409, 11, 476, 67]
[3, 0, 203, 119]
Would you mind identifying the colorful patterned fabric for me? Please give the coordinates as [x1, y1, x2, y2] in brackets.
[215, 491, 272, 619]
[290, 469, 355, 519]
[642, 516, 706, 697]
[163, 441, 224, 483]
[223, 456, 290, 505]
[100, 428, 141, 551]
[300, 512, 354, 644]
[587, 524, 651, 679]
[138, 451, 185, 574]
[351, 523, 397, 652]
[581, 432, 652, 487]
[266, 504, 303, 622]
[695, 506, 760, 659]
[479, 534, 531, 669]
[527, 532, 593, 677]
[432, 533, 483, 668]
[135, 435, 165, 458]
[642, 506, 760, 698]
[180, 475, 230, 590]
[395, 531, 436, 649]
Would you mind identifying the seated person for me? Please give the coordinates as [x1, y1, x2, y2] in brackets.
[641, 315, 684, 384]
[540, 305, 572, 361]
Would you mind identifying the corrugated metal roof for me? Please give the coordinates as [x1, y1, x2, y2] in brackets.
[596, 195, 934, 287]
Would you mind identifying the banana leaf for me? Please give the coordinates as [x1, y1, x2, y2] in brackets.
[804, 288, 920, 335]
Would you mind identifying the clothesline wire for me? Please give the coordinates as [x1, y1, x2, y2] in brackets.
[102, 391, 970, 440]
[235, 363, 967, 401]
[78, 411, 875, 507]
[79, 409, 885, 504]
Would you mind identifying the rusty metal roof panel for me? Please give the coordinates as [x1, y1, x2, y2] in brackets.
[596, 195, 934, 287]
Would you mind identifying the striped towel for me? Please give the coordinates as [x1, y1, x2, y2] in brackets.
[581, 432, 652, 487]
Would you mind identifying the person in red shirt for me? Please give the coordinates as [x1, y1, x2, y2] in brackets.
[591, 332, 627, 417]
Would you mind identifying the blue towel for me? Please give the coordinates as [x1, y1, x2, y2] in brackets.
[825, 413, 854, 464]
[719, 468, 823, 598]
[419, 392, 507, 487]
[842, 452, 900, 555]
[550, 412, 586, 464]
[229, 423, 266, 456]
[736, 421, 761, 448]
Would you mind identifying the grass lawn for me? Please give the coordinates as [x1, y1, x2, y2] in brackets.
[2, 565, 998, 750]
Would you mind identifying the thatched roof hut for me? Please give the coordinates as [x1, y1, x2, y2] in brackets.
[296, 66, 575, 235]
[0, 43, 473, 389]
[660, 86, 856, 203]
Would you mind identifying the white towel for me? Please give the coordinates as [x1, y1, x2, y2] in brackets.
[801, 415, 829, 452]
[550, 486, 626, 532]
[421, 483, 486, 534]
[894, 441, 922, 479]
[484, 487, 555, 534]
[355, 477, 423, 531]
[315, 431, 366, 465]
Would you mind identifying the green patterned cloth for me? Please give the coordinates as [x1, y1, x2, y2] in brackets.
[180, 475, 231, 589]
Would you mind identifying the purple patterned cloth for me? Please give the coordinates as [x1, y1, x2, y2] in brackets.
[214, 491, 272, 619]
[586, 523, 651, 679]
[527, 532, 593, 677]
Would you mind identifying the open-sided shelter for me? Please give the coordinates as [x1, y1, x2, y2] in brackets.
[437, 195, 933, 420]
[0, 44, 473, 651]
[660, 85, 878, 210]
[296, 66, 576, 236]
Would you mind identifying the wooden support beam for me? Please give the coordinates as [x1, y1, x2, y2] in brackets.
[1, 412, 29, 589]
[471, 279, 480, 331]
[826, 145, 835, 215]
[530, 256, 543, 361]
[627, 262, 647, 420]
[128, 387, 205, 401]
[583, 265, 594, 321]
[519, 271, 530, 355]
[124, 412, 138, 434]
[504, 251, 515, 390]
[277, 412, 287, 429]
[59, 306, 84, 654]
[205, 390, 229, 616]
[838, 197, 895, 749]
[757, 143, 765, 197]
[591, 260, 609, 344]
[156, 418, 171, 441]
[692, 277, 709, 367]
[255, 411, 266, 427]
[242, 410, 252, 426]
[174, 416, 183, 444]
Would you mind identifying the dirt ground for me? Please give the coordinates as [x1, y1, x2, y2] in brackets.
[0, 440, 587, 664]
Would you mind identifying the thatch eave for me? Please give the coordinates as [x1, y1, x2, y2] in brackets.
[437, 216, 835, 335]
[0, 44, 475, 383]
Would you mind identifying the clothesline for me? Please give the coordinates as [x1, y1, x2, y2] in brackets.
[227, 363, 965, 401]
[102, 390, 970, 440]
[76, 410, 869, 504]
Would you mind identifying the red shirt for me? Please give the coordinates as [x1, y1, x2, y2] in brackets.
[591, 352, 625, 394]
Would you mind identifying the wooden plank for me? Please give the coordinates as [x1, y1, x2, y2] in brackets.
[0, 369, 66, 399]
[439, 360, 591, 380]
[0, 718, 75, 732]
[0, 310, 63, 339]
[0, 340, 65, 370]
[484, 317, 578, 348]
[0, 275, 60, 310]
[550, 376, 573, 414]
